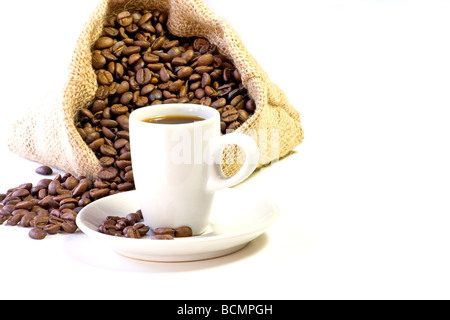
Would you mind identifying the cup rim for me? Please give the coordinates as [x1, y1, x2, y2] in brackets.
[129, 103, 220, 127]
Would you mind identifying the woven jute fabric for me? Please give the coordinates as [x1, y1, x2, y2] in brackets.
[7, 0, 304, 178]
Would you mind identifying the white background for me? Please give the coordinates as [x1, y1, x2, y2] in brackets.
[0, 0, 450, 300]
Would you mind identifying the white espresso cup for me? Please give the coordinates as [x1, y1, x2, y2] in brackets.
[129, 104, 259, 235]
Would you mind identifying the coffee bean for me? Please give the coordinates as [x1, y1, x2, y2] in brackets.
[97, 70, 114, 85]
[175, 226, 193, 237]
[126, 228, 141, 238]
[159, 67, 170, 83]
[100, 144, 118, 157]
[29, 228, 47, 240]
[64, 176, 79, 190]
[117, 182, 134, 192]
[195, 66, 214, 74]
[103, 27, 119, 37]
[136, 68, 152, 85]
[126, 213, 140, 224]
[20, 213, 36, 228]
[116, 115, 129, 130]
[238, 109, 250, 122]
[95, 37, 114, 50]
[89, 188, 110, 200]
[6, 213, 23, 226]
[151, 234, 174, 240]
[15, 201, 34, 210]
[151, 36, 166, 50]
[71, 180, 89, 197]
[221, 106, 239, 123]
[12, 188, 30, 198]
[92, 52, 107, 69]
[197, 53, 214, 66]
[227, 121, 241, 131]
[133, 224, 150, 237]
[61, 221, 77, 233]
[246, 99, 256, 113]
[154, 228, 175, 236]
[205, 86, 218, 98]
[44, 224, 61, 235]
[193, 38, 210, 51]
[117, 11, 133, 27]
[177, 66, 193, 79]
[89, 138, 105, 150]
[35, 166, 53, 176]
[120, 91, 133, 105]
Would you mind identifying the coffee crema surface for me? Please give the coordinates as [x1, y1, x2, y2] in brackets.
[143, 115, 206, 125]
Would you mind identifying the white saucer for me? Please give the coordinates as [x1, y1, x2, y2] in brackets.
[76, 189, 279, 262]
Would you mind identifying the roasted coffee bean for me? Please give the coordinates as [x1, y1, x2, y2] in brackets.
[71, 180, 89, 197]
[92, 52, 107, 69]
[117, 182, 134, 192]
[122, 46, 141, 56]
[117, 11, 133, 27]
[100, 144, 118, 157]
[0, 216, 8, 225]
[64, 176, 79, 190]
[159, 67, 170, 82]
[227, 121, 241, 131]
[60, 210, 77, 221]
[15, 201, 34, 210]
[197, 53, 214, 66]
[6, 213, 23, 226]
[124, 171, 134, 183]
[89, 188, 110, 200]
[126, 228, 141, 238]
[238, 109, 250, 122]
[98, 167, 119, 181]
[116, 115, 129, 130]
[61, 221, 77, 233]
[44, 224, 61, 235]
[12, 188, 30, 198]
[95, 36, 114, 50]
[98, 70, 114, 85]
[154, 228, 175, 236]
[221, 106, 239, 123]
[29, 228, 47, 240]
[19, 213, 36, 227]
[33, 215, 49, 228]
[35, 166, 53, 176]
[246, 99, 256, 113]
[136, 68, 152, 85]
[133, 223, 150, 236]
[151, 234, 174, 240]
[126, 213, 140, 224]
[177, 66, 193, 79]
[175, 226, 193, 237]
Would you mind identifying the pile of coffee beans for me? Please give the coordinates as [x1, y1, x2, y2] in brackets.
[98, 211, 150, 238]
[97, 210, 193, 240]
[0, 166, 124, 240]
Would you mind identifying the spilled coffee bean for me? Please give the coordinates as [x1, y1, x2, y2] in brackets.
[35, 166, 53, 176]
[97, 210, 192, 240]
[0, 167, 126, 240]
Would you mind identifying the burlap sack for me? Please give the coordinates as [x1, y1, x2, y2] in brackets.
[8, 0, 304, 178]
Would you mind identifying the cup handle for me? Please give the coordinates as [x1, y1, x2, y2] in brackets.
[207, 133, 259, 191]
